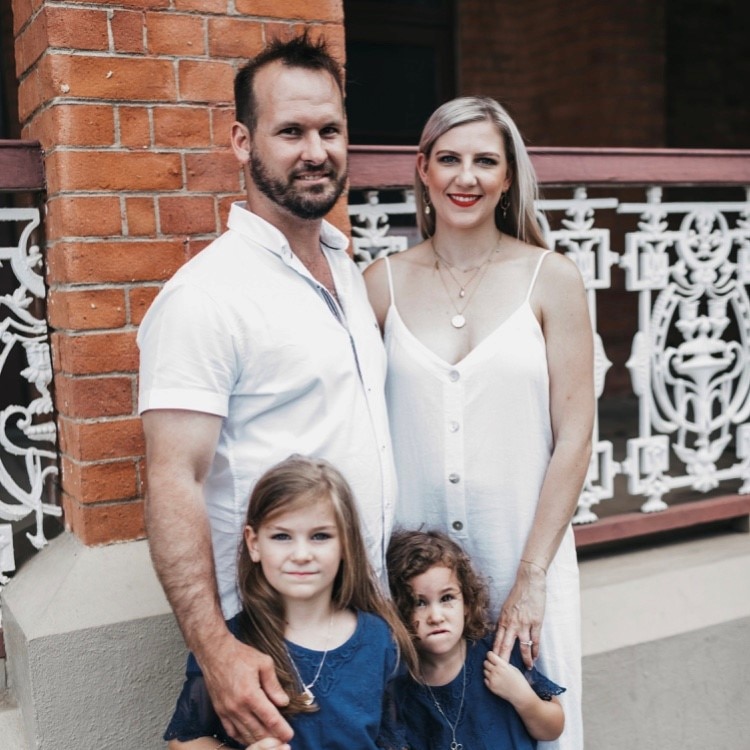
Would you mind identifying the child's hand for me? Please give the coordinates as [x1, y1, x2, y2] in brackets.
[246, 738, 291, 750]
[483, 650, 533, 701]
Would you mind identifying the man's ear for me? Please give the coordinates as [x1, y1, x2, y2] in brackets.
[244, 525, 261, 562]
[231, 121, 252, 165]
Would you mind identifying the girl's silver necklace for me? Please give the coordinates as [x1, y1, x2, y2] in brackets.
[422, 654, 467, 750]
[286, 614, 333, 706]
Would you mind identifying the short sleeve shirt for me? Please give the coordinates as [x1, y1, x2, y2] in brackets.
[137, 203, 396, 616]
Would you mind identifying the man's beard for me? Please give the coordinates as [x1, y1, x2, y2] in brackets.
[250, 150, 347, 220]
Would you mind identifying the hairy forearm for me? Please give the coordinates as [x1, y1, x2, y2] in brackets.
[146, 473, 228, 659]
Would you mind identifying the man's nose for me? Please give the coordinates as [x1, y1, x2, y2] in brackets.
[301, 133, 326, 165]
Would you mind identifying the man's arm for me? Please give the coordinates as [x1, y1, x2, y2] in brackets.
[142, 409, 292, 745]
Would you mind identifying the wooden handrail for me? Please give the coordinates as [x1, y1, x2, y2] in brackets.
[0, 140, 45, 192]
[349, 145, 750, 189]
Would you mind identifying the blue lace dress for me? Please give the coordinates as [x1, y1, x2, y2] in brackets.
[393, 637, 564, 750]
[165, 611, 403, 749]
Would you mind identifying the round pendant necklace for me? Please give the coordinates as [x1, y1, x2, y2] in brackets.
[432, 235, 502, 329]
[422, 656, 467, 750]
[286, 614, 333, 706]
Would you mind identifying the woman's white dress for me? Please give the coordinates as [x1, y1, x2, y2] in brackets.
[383, 251, 583, 750]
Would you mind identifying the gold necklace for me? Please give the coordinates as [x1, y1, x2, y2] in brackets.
[432, 235, 501, 329]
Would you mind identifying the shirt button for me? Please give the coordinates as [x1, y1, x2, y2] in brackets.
[449, 421, 460, 433]
[449, 370, 460, 382]
[448, 473, 460, 484]
[452, 521, 464, 531]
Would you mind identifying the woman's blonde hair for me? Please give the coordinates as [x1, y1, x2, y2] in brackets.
[415, 96, 547, 249]
[237, 455, 417, 715]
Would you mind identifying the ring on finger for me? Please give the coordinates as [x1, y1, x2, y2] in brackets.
[521, 639, 534, 647]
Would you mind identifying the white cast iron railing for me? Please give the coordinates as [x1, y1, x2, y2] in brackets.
[348, 147, 750, 539]
[0, 141, 57, 590]
[0, 207, 59, 584]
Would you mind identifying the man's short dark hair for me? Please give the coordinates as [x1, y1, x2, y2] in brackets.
[234, 32, 344, 132]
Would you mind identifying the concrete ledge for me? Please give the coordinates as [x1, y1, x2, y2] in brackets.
[1, 534, 186, 750]
[580, 531, 750, 749]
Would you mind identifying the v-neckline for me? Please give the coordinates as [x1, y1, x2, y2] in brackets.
[386, 299, 535, 369]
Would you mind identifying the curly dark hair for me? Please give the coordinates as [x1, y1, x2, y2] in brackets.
[386, 529, 491, 642]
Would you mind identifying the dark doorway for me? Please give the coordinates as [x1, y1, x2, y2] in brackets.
[344, 0, 457, 145]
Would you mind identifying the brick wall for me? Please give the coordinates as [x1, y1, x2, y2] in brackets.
[11, 0, 346, 545]
[457, 0, 667, 147]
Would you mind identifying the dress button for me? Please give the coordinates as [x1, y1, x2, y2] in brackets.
[448, 473, 460, 484]
[449, 370, 460, 382]
[452, 521, 463, 531]
[449, 421, 460, 433]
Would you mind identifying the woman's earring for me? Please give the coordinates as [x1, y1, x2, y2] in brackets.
[500, 192, 510, 218]
[424, 189, 432, 216]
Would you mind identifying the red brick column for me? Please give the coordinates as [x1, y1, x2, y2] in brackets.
[11, 0, 345, 545]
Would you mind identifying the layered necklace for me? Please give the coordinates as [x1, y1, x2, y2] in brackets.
[421, 644, 467, 750]
[286, 614, 333, 706]
[432, 234, 502, 329]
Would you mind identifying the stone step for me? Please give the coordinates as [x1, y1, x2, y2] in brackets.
[0, 689, 28, 750]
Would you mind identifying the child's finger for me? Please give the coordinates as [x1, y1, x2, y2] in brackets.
[247, 739, 289, 750]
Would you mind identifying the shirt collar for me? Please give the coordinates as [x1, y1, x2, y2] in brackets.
[226, 201, 349, 260]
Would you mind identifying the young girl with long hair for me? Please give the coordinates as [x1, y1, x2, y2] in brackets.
[164, 455, 416, 749]
[387, 529, 565, 750]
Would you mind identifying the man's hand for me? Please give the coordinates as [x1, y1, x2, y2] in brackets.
[202, 635, 293, 746]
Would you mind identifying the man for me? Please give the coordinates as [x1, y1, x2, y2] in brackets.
[137, 35, 395, 746]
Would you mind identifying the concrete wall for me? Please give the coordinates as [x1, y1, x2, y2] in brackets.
[1, 534, 185, 750]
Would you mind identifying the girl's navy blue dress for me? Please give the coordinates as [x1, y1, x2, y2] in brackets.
[392, 637, 565, 750]
[165, 611, 402, 749]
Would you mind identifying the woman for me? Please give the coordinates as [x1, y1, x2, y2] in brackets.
[364, 97, 594, 750]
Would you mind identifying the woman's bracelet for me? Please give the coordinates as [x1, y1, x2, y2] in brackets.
[520, 558, 547, 574]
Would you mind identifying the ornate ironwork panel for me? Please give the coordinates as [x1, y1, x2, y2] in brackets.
[619, 188, 750, 510]
[0, 207, 60, 585]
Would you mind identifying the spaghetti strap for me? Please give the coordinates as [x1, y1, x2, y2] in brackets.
[525, 250, 553, 303]
[383, 254, 396, 308]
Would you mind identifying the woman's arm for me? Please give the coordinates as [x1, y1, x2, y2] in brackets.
[483, 651, 565, 741]
[495, 252, 595, 667]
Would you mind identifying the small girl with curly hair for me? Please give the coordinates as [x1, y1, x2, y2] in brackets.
[387, 530, 564, 749]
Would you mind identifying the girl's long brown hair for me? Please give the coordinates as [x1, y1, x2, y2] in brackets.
[236, 455, 417, 715]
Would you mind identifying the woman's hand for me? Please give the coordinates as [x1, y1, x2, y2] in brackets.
[493, 560, 547, 669]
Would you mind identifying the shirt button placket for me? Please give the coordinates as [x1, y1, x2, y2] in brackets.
[445, 368, 467, 538]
